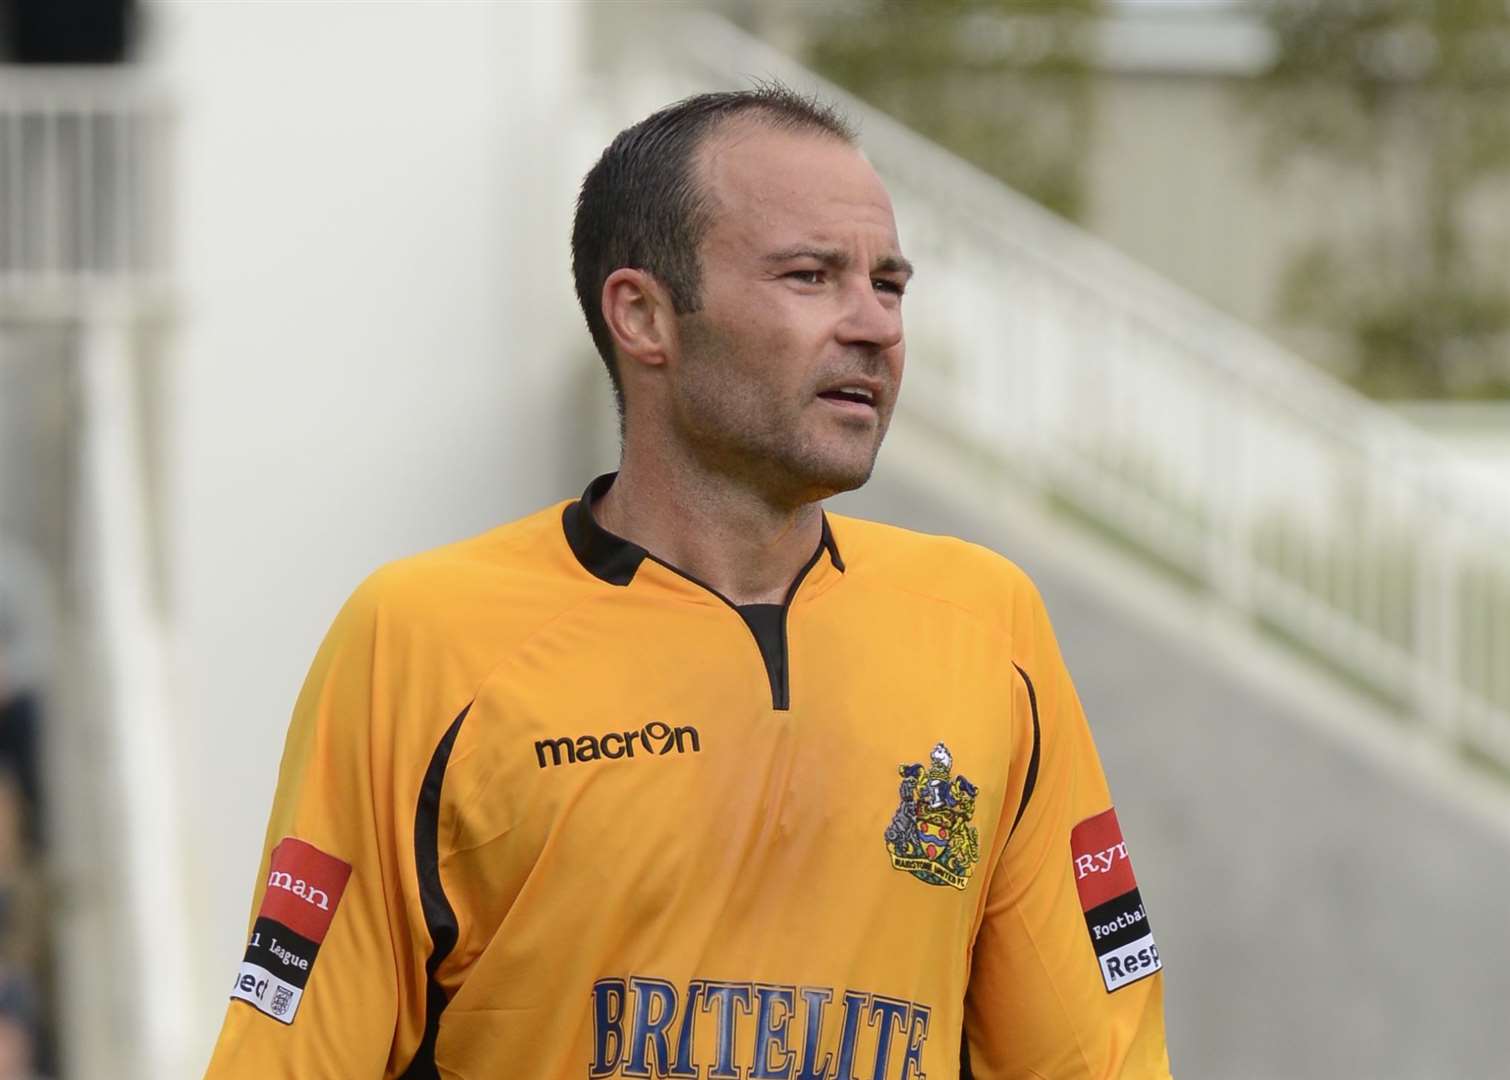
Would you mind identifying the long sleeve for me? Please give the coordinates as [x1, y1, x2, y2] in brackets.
[964, 584, 1173, 1078]
[203, 580, 412, 1079]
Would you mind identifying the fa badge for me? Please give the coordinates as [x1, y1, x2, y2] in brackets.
[885, 742, 981, 889]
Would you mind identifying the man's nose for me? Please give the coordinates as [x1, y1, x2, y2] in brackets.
[836, 276, 903, 352]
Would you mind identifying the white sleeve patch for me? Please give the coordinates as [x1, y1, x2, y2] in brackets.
[229, 960, 304, 1025]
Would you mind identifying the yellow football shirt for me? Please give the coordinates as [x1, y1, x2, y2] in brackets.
[203, 474, 1173, 1079]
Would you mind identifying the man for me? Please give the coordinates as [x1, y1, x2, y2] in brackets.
[204, 86, 1173, 1079]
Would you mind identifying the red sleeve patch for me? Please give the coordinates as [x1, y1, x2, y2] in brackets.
[1070, 807, 1137, 910]
[1070, 808, 1162, 992]
[258, 837, 352, 941]
[229, 838, 353, 1024]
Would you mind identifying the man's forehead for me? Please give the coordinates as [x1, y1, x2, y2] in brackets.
[695, 121, 900, 247]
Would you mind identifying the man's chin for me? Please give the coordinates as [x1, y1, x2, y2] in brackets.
[808, 426, 893, 497]
[788, 451, 881, 503]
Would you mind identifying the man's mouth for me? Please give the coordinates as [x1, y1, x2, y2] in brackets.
[817, 385, 878, 411]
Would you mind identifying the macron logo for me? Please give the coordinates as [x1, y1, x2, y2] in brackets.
[535, 720, 701, 769]
[266, 870, 331, 911]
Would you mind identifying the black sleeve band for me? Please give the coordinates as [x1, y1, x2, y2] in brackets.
[398, 702, 472, 1080]
[1008, 663, 1041, 841]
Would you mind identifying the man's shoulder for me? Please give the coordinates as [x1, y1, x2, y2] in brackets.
[826, 512, 1044, 628]
[337, 497, 589, 647]
[380, 498, 572, 584]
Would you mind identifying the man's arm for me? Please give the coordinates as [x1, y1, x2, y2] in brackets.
[203, 578, 421, 1078]
[964, 583, 1173, 1078]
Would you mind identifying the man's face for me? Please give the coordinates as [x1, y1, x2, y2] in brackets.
[666, 121, 910, 505]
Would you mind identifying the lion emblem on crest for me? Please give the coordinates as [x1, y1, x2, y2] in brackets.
[884, 742, 980, 890]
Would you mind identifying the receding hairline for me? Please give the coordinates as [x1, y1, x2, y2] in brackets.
[688, 109, 872, 232]
[693, 106, 860, 174]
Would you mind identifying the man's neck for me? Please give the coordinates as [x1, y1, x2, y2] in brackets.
[591, 455, 825, 607]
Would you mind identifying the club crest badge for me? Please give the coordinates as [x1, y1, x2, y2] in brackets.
[885, 742, 981, 890]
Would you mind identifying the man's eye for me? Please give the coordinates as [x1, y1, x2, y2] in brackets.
[874, 278, 906, 297]
[787, 270, 824, 285]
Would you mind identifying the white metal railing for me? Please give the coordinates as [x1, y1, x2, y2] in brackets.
[612, 12, 1510, 771]
[1, 67, 184, 1080]
[0, 68, 172, 312]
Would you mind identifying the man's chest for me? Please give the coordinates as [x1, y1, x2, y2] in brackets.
[417, 586, 1028, 1078]
[435, 600, 1021, 952]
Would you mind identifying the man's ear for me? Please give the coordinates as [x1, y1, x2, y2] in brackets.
[602, 268, 677, 373]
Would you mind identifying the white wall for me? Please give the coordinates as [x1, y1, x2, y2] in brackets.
[141, 2, 600, 1070]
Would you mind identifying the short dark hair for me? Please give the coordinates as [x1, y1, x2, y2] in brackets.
[571, 83, 856, 420]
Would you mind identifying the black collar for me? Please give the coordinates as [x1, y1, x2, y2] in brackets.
[562, 472, 845, 587]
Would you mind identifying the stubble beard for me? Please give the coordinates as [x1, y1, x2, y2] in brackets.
[671, 318, 889, 507]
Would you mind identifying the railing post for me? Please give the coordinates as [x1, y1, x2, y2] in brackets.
[1207, 382, 1252, 615]
[1414, 497, 1462, 738]
[75, 301, 193, 1080]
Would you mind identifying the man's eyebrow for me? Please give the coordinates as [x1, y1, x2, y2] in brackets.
[764, 246, 849, 269]
[763, 247, 915, 278]
[874, 254, 915, 278]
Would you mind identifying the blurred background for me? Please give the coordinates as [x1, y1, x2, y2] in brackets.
[1, 0, 1508, 1077]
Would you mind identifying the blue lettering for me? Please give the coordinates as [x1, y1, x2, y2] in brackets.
[795, 987, 835, 1080]
[592, 976, 930, 1080]
[834, 991, 870, 1080]
[751, 984, 796, 1079]
[867, 997, 910, 1080]
[901, 1005, 929, 1080]
[670, 981, 703, 1078]
[702, 982, 754, 1079]
[625, 977, 679, 1078]
[591, 978, 627, 1078]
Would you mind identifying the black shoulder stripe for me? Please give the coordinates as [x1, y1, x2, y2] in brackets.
[1008, 663, 1041, 840]
[398, 703, 472, 1080]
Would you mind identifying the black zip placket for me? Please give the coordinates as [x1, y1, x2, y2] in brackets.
[561, 473, 845, 711]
